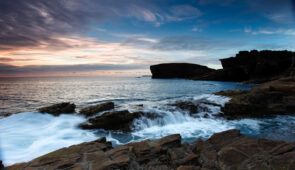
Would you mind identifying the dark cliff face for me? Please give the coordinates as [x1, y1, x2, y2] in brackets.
[220, 50, 295, 83]
[151, 50, 295, 83]
[150, 63, 215, 79]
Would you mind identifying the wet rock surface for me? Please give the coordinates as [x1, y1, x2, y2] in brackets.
[216, 77, 295, 119]
[79, 110, 142, 132]
[7, 129, 295, 170]
[37, 102, 76, 116]
[79, 102, 114, 117]
[169, 101, 210, 114]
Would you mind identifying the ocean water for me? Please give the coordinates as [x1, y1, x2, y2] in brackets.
[0, 76, 295, 165]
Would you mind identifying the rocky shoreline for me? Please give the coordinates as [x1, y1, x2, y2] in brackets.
[216, 77, 295, 119]
[3, 50, 295, 169]
[6, 129, 295, 170]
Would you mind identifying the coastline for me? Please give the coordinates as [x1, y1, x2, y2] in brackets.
[2, 50, 295, 169]
[4, 76, 295, 169]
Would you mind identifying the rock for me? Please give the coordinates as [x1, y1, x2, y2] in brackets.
[219, 50, 295, 83]
[7, 137, 112, 170]
[150, 63, 215, 79]
[0, 161, 4, 170]
[79, 110, 141, 132]
[170, 101, 209, 114]
[170, 101, 199, 114]
[152, 50, 295, 83]
[217, 77, 295, 119]
[191, 129, 295, 170]
[269, 152, 295, 170]
[177, 165, 201, 170]
[79, 102, 114, 117]
[214, 89, 248, 98]
[150, 134, 181, 148]
[37, 102, 76, 116]
[7, 130, 295, 170]
[7, 134, 186, 170]
[207, 129, 241, 150]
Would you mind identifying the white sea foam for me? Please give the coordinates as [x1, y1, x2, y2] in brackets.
[0, 112, 97, 165]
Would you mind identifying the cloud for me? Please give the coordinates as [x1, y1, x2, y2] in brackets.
[169, 5, 202, 19]
[150, 36, 244, 51]
[0, 63, 146, 75]
[0, 57, 37, 62]
[198, 0, 295, 24]
[245, 0, 294, 24]
[244, 27, 295, 35]
[192, 26, 202, 32]
[198, 0, 237, 6]
[0, 0, 205, 51]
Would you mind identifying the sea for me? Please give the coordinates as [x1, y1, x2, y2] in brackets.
[1, 76, 295, 165]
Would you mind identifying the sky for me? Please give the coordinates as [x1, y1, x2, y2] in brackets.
[0, 0, 295, 77]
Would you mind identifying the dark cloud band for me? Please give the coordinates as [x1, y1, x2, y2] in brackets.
[0, 63, 146, 75]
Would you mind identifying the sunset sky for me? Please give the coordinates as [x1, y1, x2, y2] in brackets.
[1, 0, 295, 77]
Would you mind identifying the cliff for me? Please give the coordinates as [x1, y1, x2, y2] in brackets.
[151, 50, 295, 83]
[150, 63, 215, 79]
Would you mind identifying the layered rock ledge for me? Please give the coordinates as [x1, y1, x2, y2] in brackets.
[215, 77, 295, 119]
[7, 129, 295, 170]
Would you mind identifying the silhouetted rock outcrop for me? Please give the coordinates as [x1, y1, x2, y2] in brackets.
[37, 102, 76, 116]
[0, 161, 4, 170]
[7, 129, 295, 170]
[150, 63, 215, 79]
[151, 50, 295, 83]
[219, 50, 295, 83]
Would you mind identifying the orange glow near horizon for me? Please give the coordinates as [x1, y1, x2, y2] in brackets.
[0, 35, 217, 77]
[0, 69, 152, 78]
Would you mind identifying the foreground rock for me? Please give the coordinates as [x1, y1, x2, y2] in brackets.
[38, 102, 76, 116]
[150, 63, 215, 79]
[194, 129, 295, 170]
[215, 77, 295, 119]
[7, 129, 295, 170]
[79, 110, 141, 132]
[79, 102, 114, 117]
